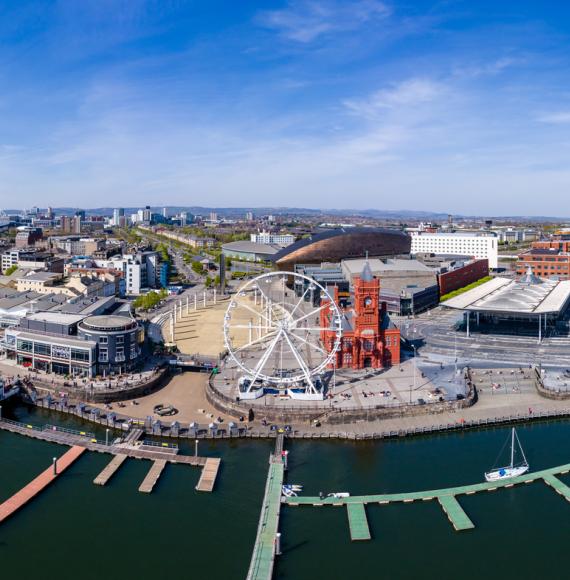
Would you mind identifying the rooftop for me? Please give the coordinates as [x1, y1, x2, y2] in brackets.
[17, 271, 60, 282]
[342, 257, 433, 274]
[412, 232, 497, 238]
[25, 311, 86, 325]
[221, 241, 280, 255]
[442, 276, 570, 315]
[80, 314, 138, 331]
[273, 227, 410, 263]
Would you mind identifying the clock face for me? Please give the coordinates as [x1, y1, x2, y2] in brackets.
[364, 297, 372, 307]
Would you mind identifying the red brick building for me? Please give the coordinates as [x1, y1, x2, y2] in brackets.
[438, 258, 489, 296]
[320, 263, 400, 369]
[517, 240, 570, 279]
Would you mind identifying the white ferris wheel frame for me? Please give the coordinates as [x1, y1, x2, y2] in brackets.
[223, 271, 343, 393]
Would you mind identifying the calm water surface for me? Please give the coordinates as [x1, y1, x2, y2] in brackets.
[2, 404, 570, 580]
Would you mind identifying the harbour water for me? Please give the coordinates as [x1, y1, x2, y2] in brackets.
[2, 404, 570, 579]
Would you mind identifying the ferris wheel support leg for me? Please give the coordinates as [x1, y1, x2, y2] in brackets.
[248, 330, 283, 391]
[283, 332, 316, 393]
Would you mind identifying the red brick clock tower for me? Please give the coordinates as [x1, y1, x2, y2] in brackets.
[321, 260, 401, 370]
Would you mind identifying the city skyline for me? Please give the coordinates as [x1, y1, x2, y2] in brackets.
[1, 1, 570, 214]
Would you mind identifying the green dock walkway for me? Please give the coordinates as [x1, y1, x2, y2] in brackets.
[347, 503, 371, 540]
[438, 495, 474, 531]
[284, 462, 570, 534]
[246, 435, 286, 580]
[543, 473, 570, 501]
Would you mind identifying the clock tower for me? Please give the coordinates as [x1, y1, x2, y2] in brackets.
[353, 261, 380, 333]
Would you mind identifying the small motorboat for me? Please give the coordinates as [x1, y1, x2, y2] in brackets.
[326, 492, 350, 499]
[281, 486, 297, 497]
[283, 484, 303, 492]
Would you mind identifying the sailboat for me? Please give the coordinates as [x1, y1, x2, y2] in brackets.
[484, 428, 529, 482]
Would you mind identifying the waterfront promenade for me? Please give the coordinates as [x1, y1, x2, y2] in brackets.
[25, 380, 570, 441]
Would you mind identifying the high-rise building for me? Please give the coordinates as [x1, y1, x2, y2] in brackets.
[245, 211, 254, 221]
[113, 208, 124, 226]
[137, 206, 152, 224]
[60, 215, 72, 233]
[209, 211, 218, 222]
[162, 207, 168, 218]
[72, 215, 82, 234]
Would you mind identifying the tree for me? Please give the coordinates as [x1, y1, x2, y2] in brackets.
[133, 288, 168, 310]
[191, 261, 204, 275]
[3, 264, 18, 276]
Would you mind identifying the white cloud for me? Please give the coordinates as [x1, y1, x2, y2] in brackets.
[344, 78, 444, 118]
[453, 56, 520, 79]
[257, 0, 391, 43]
[537, 111, 570, 124]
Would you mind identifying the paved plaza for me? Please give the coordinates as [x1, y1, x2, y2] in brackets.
[214, 357, 466, 411]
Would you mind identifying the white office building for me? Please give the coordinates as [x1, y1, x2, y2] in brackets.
[1, 250, 20, 272]
[96, 251, 158, 295]
[250, 230, 295, 247]
[410, 232, 499, 269]
[112, 208, 124, 226]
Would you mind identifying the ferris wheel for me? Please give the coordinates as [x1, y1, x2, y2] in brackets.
[223, 271, 343, 395]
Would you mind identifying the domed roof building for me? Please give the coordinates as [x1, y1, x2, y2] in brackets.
[272, 227, 410, 271]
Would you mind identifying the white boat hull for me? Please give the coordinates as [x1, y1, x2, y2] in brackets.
[484, 465, 529, 482]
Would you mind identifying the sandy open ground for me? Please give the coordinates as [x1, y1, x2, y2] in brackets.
[166, 295, 264, 357]
[92, 372, 236, 424]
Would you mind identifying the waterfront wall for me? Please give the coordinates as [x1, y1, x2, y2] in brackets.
[205, 369, 478, 423]
[11, 395, 570, 441]
[534, 368, 570, 400]
[20, 367, 171, 405]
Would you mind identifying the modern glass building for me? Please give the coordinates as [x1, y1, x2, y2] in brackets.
[2, 312, 143, 377]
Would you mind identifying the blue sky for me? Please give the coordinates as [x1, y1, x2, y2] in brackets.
[1, 0, 570, 214]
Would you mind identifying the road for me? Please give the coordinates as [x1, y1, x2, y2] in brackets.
[401, 306, 570, 370]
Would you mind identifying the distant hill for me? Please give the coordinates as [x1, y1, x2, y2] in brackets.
[2, 206, 569, 222]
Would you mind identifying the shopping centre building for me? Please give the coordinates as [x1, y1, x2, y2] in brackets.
[2, 312, 144, 377]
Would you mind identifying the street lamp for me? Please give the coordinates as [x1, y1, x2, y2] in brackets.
[410, 345, 417, 404]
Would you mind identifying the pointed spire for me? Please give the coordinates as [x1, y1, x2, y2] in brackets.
[361, 257, 373, 282]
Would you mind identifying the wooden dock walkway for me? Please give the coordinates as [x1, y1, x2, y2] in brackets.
[346, 503, 371, 540]
[93, 454, 128, 486]
[139, 459, 167, 493]
[0, 446, 85, 524]
[195, 458, 221, 492]
[0, 418, 207, 465]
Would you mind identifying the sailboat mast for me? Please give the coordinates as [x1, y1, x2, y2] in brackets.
[515, 429, 528, 466]
[510, 428, 515, 468]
